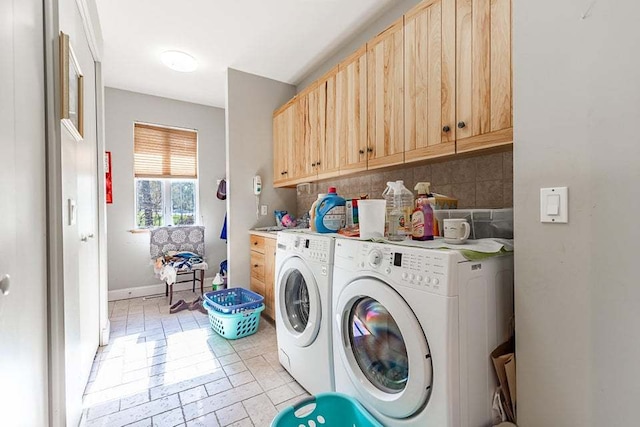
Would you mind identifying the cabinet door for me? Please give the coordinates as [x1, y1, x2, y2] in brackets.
[404, 0, 456, 162]
[273, 108, 285, 186]
[456, 0, 512, 153]
[273, 100, 295, 186]
[367, 19, 405, 170]
[263, 238, 277, 320]
[336, 46, 368, 175]
[317, 67, 340, 179]
[291, 92, 316, 183]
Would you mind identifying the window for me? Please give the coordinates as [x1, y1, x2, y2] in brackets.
[134, 122, 198, 228]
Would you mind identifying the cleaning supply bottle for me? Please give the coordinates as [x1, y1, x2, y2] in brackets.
[212, 273, 226, 291]
[309, 193, 326, 232]
[412, 182, 434, 241]
[388, 181, 413, 240]
[315, 187, 346, 233]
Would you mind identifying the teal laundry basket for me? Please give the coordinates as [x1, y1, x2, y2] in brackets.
[271, 393, 383, 427]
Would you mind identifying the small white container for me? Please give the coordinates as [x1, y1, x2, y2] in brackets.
[358, 200, 387, 239]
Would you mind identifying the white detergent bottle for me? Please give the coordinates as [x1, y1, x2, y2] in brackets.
[212, 273, 225, 291]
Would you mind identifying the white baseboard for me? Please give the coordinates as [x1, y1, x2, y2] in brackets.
[108, 277, 214, 301]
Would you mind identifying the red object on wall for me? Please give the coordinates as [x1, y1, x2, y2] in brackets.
[105, 151, 113, 204]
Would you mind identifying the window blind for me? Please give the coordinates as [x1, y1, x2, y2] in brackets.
[134, 123, 198, 179]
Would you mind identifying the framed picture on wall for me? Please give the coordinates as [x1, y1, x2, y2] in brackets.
[59, 31, 84, 141]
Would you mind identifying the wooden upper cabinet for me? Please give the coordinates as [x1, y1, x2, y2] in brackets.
[317, 67, 340, 180]
[291, 88, 316, 183]
[367, 19, 405, 170]
[336, 46, 368, 175]
[404, 0, 456, 163]
[455, 0, 512, 153]
[273, 99, 295, 187]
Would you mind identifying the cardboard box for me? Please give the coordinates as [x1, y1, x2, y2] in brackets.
[491, 338, 516, 423]
[431, 194, 458, 210]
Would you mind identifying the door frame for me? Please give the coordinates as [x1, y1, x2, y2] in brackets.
[44, 0, 106, 424]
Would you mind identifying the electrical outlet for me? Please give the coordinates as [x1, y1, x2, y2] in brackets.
[260, 205, 268, 216]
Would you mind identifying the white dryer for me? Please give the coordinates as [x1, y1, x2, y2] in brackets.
[332, 238, 513, 427]
[275, 231, 335, 394]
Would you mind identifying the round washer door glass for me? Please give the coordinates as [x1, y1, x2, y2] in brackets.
[284, 269, 309, 333]
[349, 297, 408, 393]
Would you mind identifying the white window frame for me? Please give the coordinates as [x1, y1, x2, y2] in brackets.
[134, 177, 200, 228]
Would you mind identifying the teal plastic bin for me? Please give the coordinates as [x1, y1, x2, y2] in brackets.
[271, 393, 383, 427]
[204, 301, 264, 340]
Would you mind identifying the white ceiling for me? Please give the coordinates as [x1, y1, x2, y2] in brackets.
[96, 0, 395, 108]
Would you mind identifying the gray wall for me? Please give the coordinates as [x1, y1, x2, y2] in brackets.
[105, 88, 227, 291]
[0, 0, 48, 424]
[226, 69, 297, 287]
[514, 1, 640, 426]
[297, 0, 421, 90]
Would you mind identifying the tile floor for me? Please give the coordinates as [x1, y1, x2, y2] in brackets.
[82, 290, 310, 427]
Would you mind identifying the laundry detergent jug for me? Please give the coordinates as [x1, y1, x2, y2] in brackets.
[315, 187, 346, 233]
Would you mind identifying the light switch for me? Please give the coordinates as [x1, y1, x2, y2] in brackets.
[546, 194, 560, 215]
[540, 187, 568, 223]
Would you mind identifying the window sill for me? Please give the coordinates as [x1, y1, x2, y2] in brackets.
[129, 229, 150, 234]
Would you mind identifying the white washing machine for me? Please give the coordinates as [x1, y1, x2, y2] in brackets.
[332, 238, 513, 427]
[275, 231, 335, 394]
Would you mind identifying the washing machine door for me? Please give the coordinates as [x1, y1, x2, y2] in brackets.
[335, 277, 433, 419]
[277, 257, 322, 347]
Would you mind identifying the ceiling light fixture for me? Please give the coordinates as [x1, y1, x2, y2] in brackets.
[161, 50, 198, 72]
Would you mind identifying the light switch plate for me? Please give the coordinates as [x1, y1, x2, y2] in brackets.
[540, 187, 568, 223]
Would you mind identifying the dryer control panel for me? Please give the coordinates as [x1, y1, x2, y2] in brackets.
[276, 232, 332, 264]
[336, 239, 455, 296]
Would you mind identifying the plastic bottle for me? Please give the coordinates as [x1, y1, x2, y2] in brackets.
[212, 273, 226, 291]
[386, 181, 413, 240]
[315, 187, 346, 233]
[309, 193, 326, 232]
[412, 182, 434, 241]
[382, 182, 396, 237]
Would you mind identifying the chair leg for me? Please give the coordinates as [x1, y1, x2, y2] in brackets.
[192, 271, 196, 293]
[200, 269, 204, 294]
[165, 282, 168, 297]
[169, 284, 173, 305]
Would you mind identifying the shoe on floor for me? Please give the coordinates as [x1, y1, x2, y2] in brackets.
[188, 295, 203, 311]
[169, 299, 189, 314]
[193, 300, 208, 315]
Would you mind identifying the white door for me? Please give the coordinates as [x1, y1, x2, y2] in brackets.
[277, 257, 322, 347]
[335, 277, 433, 419]
[0, 0, 49, 424]
[76, 57, 100, 390]
[59, 26, 101, 424]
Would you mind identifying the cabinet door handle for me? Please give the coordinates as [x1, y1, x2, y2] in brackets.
[443, 126, 451, 132]
[316, 161, 321, 166]
[359, 149, 365, 154]
[367, 147, 373, 153]
[311, 163, 316, 167]
[457, 121, 466, 129]
[253, 264, 259, 268]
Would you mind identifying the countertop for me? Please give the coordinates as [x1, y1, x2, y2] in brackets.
[248, 229, 278, 239]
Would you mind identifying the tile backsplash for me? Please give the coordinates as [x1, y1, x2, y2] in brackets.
[296, 150, 513, 217]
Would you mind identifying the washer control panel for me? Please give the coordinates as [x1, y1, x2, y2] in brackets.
[351, 241, 452, 296]
[277, 232, 332, 264]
